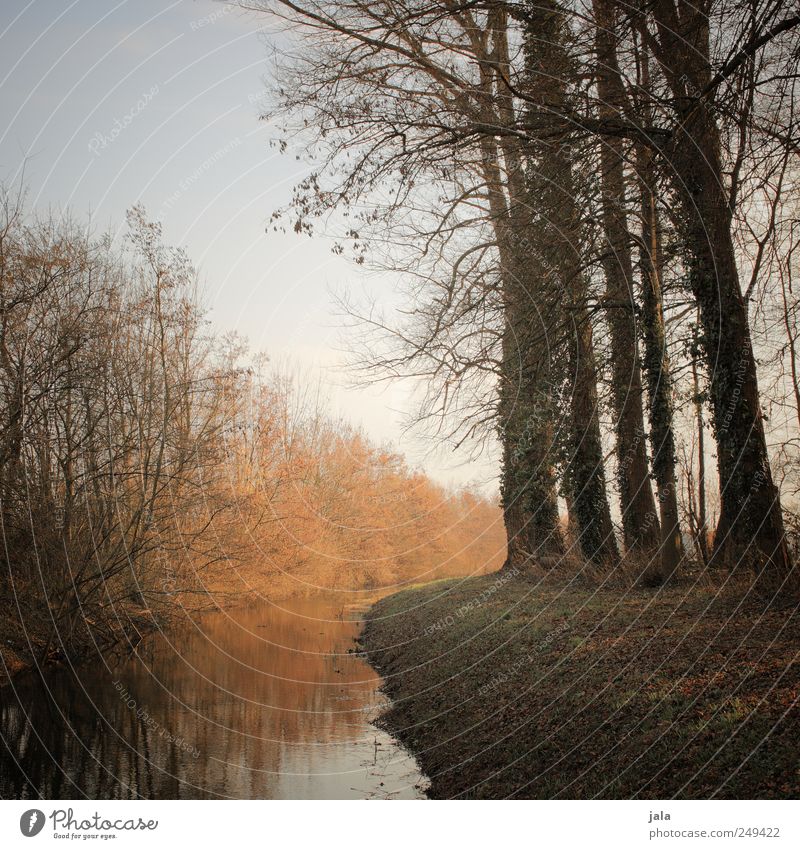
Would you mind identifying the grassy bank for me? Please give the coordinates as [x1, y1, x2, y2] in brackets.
[360, 572, 799, 799]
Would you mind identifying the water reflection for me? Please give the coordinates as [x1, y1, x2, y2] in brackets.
[0, 596, 426, 799]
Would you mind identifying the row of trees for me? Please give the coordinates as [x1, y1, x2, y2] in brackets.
[0, 198, 236, 654]
[251, 0, 800, 596]
[0, 194, 503, 658]
[218, 363, 505, 596]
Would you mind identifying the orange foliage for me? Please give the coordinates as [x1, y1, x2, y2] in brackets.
[206, 369, 506, 599]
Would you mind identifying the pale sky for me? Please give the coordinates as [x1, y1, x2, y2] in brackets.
[0, 0, 499, 492]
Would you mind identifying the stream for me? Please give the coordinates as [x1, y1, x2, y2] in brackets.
[0, 593, 427, 799]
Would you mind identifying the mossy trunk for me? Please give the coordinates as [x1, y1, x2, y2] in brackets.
[498, 306, 564, 569]
[678, 124, 791, 591]
[479, 129, 564, 570]
[522, 0, 618, 567]
[653, 0, 793, 593]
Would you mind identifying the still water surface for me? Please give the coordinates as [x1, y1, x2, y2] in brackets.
[0, 595, 426, 799]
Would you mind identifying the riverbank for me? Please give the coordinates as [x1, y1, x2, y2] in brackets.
[360, 572, 799, 799]
[0, 584, 158, 687]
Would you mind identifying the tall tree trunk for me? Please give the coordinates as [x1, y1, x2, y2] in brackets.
[523, 0, 618, 566]
[498, 332, 564, 567]
[564, 293, 620, 566]
[479, 128, 564, 570]
[636, 140, 685, 580]
[488, 8, 564, 569]
[651, 0, 793, 592]
[593, 0, 660, 565]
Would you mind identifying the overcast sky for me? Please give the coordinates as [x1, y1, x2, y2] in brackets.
[0, 0, 499, 492]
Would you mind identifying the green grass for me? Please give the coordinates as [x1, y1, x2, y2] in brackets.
[360, 572, 800, 799]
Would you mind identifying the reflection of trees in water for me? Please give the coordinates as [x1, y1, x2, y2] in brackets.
[0, 597, 395, 799]
[1, 671, 196, 799]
